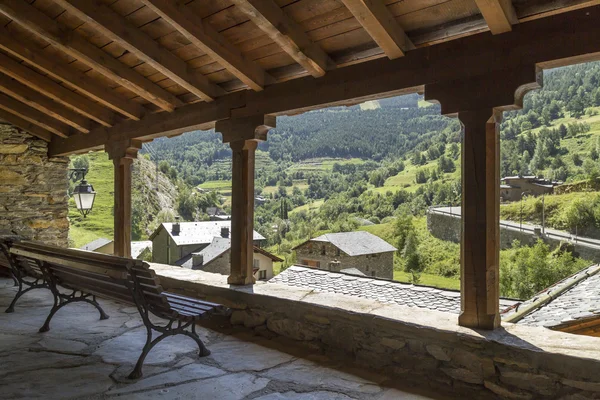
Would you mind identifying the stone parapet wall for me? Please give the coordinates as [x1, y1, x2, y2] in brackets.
[0, 125, 69, 247]
[151, 263, 600, 399]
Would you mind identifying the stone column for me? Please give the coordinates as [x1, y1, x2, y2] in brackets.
[105, 139, 141, 258]
[425, 67, 539, 329]
[216, 115, 275, 285]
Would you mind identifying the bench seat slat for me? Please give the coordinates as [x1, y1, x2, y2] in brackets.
[163, 292, 223, 309]
[164, 296, 215, 313]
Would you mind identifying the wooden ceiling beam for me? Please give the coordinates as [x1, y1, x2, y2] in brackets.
[0, 52, 115, 127]
[0, 92, 71, 138]
[340, 0, 414, 59]
[0, 0, 182, 112]
[230, 0, 334, 78]
[141, 0, 272, 92]
[475, 0, 519, 34]
[0, 28, 144, 121]
[49, 6, 600, 156]
[0, 108, 53, 142]
[0, 74, 92, 133]
[53, 0, 224, 102]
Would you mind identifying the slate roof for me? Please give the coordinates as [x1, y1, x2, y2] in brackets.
[270, 266, 518, 314]
[502, 264, 600, 328]
[131, 241, 152, 259]
[151, 221, 265, 246]
[80, 238, 112, 252]
[296, 231, 397, 256]
[177, 237, 282, 269]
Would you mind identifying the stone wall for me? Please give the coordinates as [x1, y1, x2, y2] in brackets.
[0, 125, 69, 247]
[295, 242, 394, 279]
[151, 264, 600, 400]
[427, 211, 600, 262]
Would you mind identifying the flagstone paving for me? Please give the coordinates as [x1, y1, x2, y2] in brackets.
[0, 277, 437, 399]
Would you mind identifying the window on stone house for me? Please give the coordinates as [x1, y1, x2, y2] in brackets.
[259, 270, 266, 280]
[336, 248, 340, 257]
[316, 261, 321, 269]
[253, 259, 259, 270]
[321, 245, 326, 255]
[371, 271, 376, 277]
[366, 265, 369, 271]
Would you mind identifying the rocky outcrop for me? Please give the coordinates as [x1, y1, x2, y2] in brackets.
[0, 125, 69, 247]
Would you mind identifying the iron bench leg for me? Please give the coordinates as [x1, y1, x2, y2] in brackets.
[38, 262, 109, 332]
[128, 318, 211, 379]
[5, 267, 49, 313]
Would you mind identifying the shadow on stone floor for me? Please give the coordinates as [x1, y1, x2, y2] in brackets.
[0, 277, 442, 400]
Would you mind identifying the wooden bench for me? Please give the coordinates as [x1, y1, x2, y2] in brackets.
[8, 241, 226, 379]
[1, 235, 51, 313]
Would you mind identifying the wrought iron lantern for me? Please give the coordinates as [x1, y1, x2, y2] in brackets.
[69, 168, 96, 218]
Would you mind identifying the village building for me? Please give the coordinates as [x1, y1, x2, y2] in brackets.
[149, 220, 265, 265]
[293, 231, 396, 280]
[500, 175, 560, 202]
[80, 238, 152, 260]
[177, 236, 282, 281]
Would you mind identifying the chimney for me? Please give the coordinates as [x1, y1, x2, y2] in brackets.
[192, 253, 204, 268]
[172, 216, 180, 236]
[328, 260, 341, 272]
[221, 226, 230, 238]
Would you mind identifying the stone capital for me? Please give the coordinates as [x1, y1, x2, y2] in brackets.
[216, 115, 276, 143]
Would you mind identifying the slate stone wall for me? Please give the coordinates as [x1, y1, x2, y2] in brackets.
[0, 125, 69, 247]
[154, 266, 600, 400]
[295, 241, 394, 279]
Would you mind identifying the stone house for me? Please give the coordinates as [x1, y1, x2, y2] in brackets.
[500, 175, 559, 202]
[80, 238, 113, 254]
[176, 236, 282, 281]
[149, 220, 265, 265]
[80, 238, 152, 260]
[293, 231, 396, 279]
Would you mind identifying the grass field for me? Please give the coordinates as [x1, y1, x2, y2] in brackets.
[393, 271, 460, 290]
[288, 157, 364, 173]
[290, 199, 324, 214]
[262, 180, 308, 196]
[68, 152, 115, 248]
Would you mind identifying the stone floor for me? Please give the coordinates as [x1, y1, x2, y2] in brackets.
[0, 278, 439, 400]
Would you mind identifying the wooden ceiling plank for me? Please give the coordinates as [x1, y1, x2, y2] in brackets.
[474, 0, 518, 34]
[53, 0, 224, 102]
[0, 28, 145, 120]
[141, 0, 272, 91]
[0, 92, 71, 137]
[0, 108, 53, 142]
[0, 52, 115, 127]
[230, 0, 334, 78]
[0, 74, 92, 133]
[0, 0, 182, 112]
[340, 0, 414, 59]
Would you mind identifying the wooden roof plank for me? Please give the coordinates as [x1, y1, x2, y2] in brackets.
[0, 108, 54, 142]
[141, 0, 271, 91]
[0, 51, 115, 127]
[53, 0, 224, 102]
[474, 0, 518, 34]
[0, 0, 183, 112]
[340, 0, 414, 59]
[231, 0, 334, 77]
[0, 74, 92, 133]
[0, 92, 71, 137]
[0, 27, 145, 120]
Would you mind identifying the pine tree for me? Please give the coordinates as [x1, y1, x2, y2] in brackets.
[402, 231, 422, 284]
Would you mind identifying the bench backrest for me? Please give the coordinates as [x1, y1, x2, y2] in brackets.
[9, 241, 171, 314]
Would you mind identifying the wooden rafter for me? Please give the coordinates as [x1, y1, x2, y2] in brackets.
[53, 0, 224, 102]
[0, 92, 70, 138]
[474, 0, 519, 34]
[0, 28, 144, 121]
[230, 0, 333, 78]
[0, 108, 53, 142]
[141, 0, 272, 92]
[0, 52, 115, 127]
[0, 74, 91, 133]
[340, 0, 414, 59]
[0, 0, 183, 112]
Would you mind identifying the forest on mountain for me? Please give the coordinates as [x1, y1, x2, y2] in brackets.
[75, 61, 600, 298]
